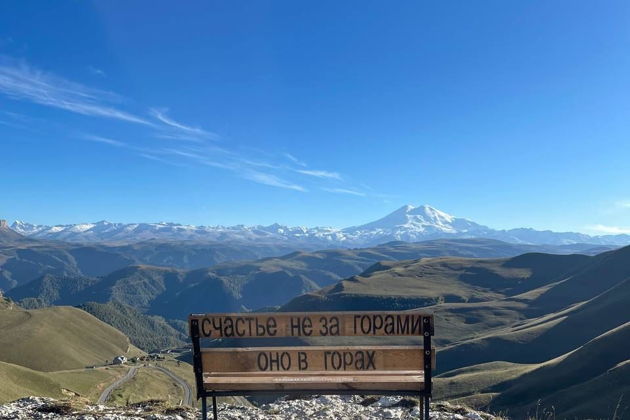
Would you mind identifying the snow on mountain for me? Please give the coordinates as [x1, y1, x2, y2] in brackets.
[10, 204, 630, 246]
[342, 204, 494, 241]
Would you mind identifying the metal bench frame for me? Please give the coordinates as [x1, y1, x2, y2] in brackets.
[190, 315, 434, 420]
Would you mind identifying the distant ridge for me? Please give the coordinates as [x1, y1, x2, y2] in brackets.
[10, 205, 630, 246]
[0, 220, 24, 243]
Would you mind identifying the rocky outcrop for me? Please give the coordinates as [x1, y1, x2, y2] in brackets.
[0, 395, 502, 419]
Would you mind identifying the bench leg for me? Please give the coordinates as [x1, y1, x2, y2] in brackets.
[424, 396, 430, 420]
[201, 397, 207, 420]
[212, 395, 218, 420]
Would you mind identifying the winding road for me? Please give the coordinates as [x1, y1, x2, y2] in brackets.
[98, 366, 138, 404]
[154, 365, 194, 406]
[97, 365, 193, 407]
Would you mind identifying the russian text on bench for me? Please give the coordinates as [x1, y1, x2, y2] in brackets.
[189, 311, 435, 420]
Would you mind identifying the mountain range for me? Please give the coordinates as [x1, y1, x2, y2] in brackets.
[8, 238, 589, 318]
[11, 204, 630, 246]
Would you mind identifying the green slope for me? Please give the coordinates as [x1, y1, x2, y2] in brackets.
[436, 272, 630, 372]
[0, 361, 131, 404]
[275, 245, 630, 419]
[435, 361, 538, 402]
[0, 304, 142, 371]
[489, 322, 630, 418]
[281, 252, 587, 314]
[0, 361, 65, 402]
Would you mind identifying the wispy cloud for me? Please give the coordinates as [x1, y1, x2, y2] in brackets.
[150, 108, 218, 141]
[138, 153, 186, 167]
[244, 171, 306, 192]
[157, 147, 305, 190]
[586, 224, 630, 235]
[162, 148, 206, 160]
[0, 57, 150, 125]
[322, 187, 366, 197]
[88, 66, 106, 78]
[284, 153, 306, 167]
[297, 169, 342, 180]
[615, 200, 630, 209]
[82, 134, 127, 147]
[0, 56, 366, 195]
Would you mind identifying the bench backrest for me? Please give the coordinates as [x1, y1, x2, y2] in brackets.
[189, 311, 435, 396]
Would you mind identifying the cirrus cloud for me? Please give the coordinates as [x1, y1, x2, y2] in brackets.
[296, 169, 342, 180]
[0, 56, 151, 125]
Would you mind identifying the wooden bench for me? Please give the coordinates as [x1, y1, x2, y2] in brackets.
[189, 311, 435, 420]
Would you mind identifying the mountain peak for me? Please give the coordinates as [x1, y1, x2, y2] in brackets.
[350, 204, 454, 228]
[0, 220, 25, 242]
[407, 204, 454, 222]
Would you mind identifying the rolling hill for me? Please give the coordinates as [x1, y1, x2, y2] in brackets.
[0, 296, 200, 406]
[489, 322, 630, 418]
[437, 323, 630, 419]
[436, 276, 630, 372]
[0, 360, 130, 404]
[277, 245, 630, 418]
[281, 252, 590, 315]
[0, 302, 141, 371]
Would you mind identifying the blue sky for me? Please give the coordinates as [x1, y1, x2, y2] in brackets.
[1, 1, 629, 233]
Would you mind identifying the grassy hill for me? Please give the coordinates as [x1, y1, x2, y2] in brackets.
[437, 323, 630, 418]
[489, 322, 630, 417]
[0, 303, 142, 371]
[436, 276, 630, 372]
[0, 297, 202, 408]
[278, 245, 630, 418]
[0, 361, 66, 402]
[0, 361, 131, 404]
[281, 252, 588, 314]
[108, 366, 184, 406]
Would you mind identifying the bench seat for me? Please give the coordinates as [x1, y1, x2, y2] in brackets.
[203, 371, 426, 391]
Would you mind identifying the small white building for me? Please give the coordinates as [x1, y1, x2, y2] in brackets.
[112, 356, 127, 365]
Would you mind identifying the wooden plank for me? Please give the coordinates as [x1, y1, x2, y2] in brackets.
[200, 346, 432, 373]
[203, 374, 426, 391]
[204, 370, 424, 377]
[190, 311, 433, 338]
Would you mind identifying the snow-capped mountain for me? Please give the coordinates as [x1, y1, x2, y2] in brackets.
[10, 205, 630, 246]
[342, 204, 494, 241]
[10, 220, 345, 245]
